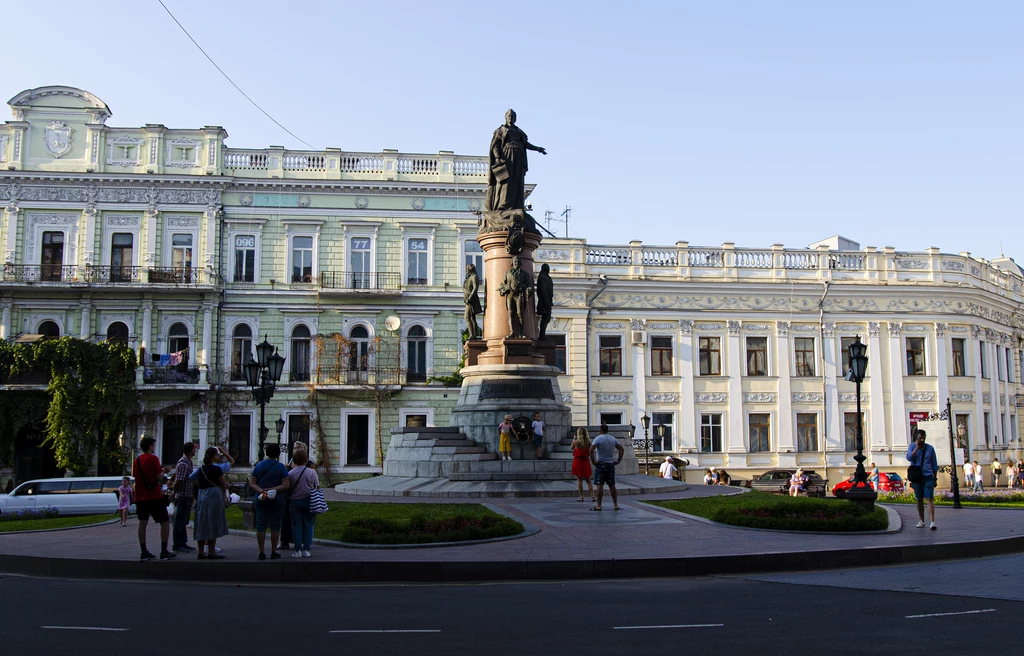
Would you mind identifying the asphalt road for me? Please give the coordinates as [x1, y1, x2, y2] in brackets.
[2, 555, 1023, 656]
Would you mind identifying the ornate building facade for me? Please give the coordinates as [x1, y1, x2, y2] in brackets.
[2, 86, 1022, 483]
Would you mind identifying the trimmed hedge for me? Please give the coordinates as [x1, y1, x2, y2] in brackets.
[649, 491, 889, 532]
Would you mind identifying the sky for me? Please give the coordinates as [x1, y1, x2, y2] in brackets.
[4, 1, 1021, 260]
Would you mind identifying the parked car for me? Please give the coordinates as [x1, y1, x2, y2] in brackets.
[0, 477, 133, 517]
[749, 469, 827, 497]
[832, 471, 905, 497]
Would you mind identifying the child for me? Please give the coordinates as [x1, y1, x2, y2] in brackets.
[498, 414, 514, 461]
[531, 412, 545, 459]
[117, 476, 133, 526]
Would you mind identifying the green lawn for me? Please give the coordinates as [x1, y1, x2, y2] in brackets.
[647, 491, 889, 532]
[227, 501, 524, 545]
[0, 514, 116, 533]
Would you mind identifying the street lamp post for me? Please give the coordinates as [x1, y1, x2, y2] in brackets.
[844, 335, 876, 512]
[956, 422, 968, 463]
[656, 423, 666, 455]
[244, 335, 285, 460]
[944, 397, 962, 509]
[640, 412, 651, 475]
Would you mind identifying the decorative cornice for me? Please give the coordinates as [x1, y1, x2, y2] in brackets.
[595, 393, 629, 404]
[694, 322, 723, 331]
[593, 321, 624, 330]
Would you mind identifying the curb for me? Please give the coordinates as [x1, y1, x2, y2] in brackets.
[2, 534, 1023, 584]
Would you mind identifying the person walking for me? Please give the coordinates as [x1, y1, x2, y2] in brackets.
[869, 462, 880, 491]
[171, 442, 197, 553]
[287, 449, 320, 558]
[1005, 460, 1016, 490]
[589, 424, 623, 511]
[193, 447, 228, 559]
[132, 437, 176, 560]
[248, 443, 291, 560]
[659, 455, 678, 480]
[907, 429, 939, 530]
[972, 461, 984, 493]
[117, 476, 133, 527]
[531, 412, 546, 460]
[571, 428, 594, 502]
[992, 457, 1002, 488]
[963, 460, 974, 490]
[1017, 459, 1024, 488]
[498, 414, 514, 461]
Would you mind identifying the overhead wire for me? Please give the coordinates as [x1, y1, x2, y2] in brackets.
[156, 0, 319, 151]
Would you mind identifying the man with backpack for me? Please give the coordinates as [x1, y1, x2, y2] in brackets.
[132, 436, 177, 560]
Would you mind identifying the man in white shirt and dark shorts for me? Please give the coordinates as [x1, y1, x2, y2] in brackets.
[589, 424, 624, 511]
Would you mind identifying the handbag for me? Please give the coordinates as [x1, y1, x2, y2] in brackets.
[308, 470, 328, 515]
[907, 448, 925, 484]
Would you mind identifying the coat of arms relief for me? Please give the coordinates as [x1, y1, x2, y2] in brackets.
[44, 121, 74, 158]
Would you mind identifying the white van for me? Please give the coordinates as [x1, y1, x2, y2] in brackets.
[0, 477, 133, 517]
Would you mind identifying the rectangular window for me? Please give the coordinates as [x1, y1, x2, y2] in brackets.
[1007, 348, 1014, 383]
[748, 413, 770, 452]
[350, 237, 372, 288]
[40, 231, 64, 281]
[951, 338, 967, 376]
[464, 239, 484, 284]
[599, 412, 622, 426]
[955, 414, 970, 450]
[700, 414, 723, 453]
[794, 337, 815, 377]
[841, 336, 857, 378]
[997, 346, 1005, 381]
[983, 412, 990, 446]
[406, 237, 428, 285]
[291, 337, 310, 382]
[650, 336, 673, 376]
[291, 236, 313, 283]
[111, 233, 134, 283]
[550, 334, 567, 373]
[906, 337, 926, 376]
[228, 415, 251, 466]
[405, 413, 428, 428]
[287, 415, 311, 457]
[797, 413, 818, 452]
[746, 336, 767, 376]
[234, 235, 256, 283]
[699, 336, 721, 375]
[161, 414, 186, 465]
[979, 342, 987, 378]
[346, 413, 370, 465]
[844, 412, 864, 451]
[171, 234, 193, 271]
[651, 412, 674, 452]
[599, 335, 622, 376]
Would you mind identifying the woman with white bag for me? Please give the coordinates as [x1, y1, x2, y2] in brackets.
[286, 449, 322, 558]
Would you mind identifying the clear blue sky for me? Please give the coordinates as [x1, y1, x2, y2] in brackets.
[5, 1, 1021, 260]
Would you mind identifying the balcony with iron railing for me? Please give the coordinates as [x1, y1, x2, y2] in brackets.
[2, 264, 80, 283]
[319, 271, 402, 293]
[142, 366, 204, 385]
[222, 147, 488, 183]
[315, 366, 407, 387]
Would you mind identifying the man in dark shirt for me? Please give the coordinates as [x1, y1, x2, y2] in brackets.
[172, 442, 197, 553]
[248, 443, 291, 560]
[132, 436, 176, 560]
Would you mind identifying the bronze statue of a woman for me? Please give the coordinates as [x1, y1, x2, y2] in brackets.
[485, 109, 546, 213]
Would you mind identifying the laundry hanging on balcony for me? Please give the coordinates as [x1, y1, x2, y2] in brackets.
[156, 350, 186, 367]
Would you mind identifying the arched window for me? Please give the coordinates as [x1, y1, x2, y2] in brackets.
[348, 325, 369, 372]
[407, 325, 428, 382]
[291, 325, 311, 382]
[168, 322, 190, 372]
[231, 324, 253, 380]
[106, 322, 130, 344]
[38, 321, 60, 339]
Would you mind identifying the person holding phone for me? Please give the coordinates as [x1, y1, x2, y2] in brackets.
[907, 429, 939, 530]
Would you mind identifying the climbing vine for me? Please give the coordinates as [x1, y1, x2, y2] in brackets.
[0, 338, 137, 474]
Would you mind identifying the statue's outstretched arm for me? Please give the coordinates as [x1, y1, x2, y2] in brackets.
[526, 141, 547, 155]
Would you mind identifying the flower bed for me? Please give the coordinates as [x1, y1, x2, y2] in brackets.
[648, 491, 889, 532]
[883, 489, 1024, 507]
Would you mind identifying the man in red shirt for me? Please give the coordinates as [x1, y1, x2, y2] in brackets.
[132, 437, 176, 560]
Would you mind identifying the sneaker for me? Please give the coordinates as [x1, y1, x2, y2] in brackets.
[270, 551, 282, 560]
[915, 520, 926, 528]
[302, 550, 311, 557]
[292, 551, 303, 558]
[215, 547, 222, 553]
[930, 522, 937, 530]
[258, 552, 267, 561]
[159, 551, 177, 560]
[140, 551, 157, 561]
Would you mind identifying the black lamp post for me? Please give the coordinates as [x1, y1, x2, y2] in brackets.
[244, 335, 285, 460]
[944, 397, 962, 509]
[657, 423, 666, 454]
[640, 412, 651, 475]
[844, 335, 876, 511]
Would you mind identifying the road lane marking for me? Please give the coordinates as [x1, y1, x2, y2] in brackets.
[329, 629, 442, 634]
[613, 624, 724, 630]
[41, 626, 129, 632]
[905, 609, 996, 619]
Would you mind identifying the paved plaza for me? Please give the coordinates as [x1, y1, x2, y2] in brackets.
[1, 484, 1022, 583]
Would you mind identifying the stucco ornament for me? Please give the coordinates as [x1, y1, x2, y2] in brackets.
[45, 122, 73, 158]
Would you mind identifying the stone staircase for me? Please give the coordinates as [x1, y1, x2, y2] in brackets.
[383, 425, 639, 481]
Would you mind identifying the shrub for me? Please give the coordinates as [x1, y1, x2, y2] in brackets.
[341, 513, 521, 544]
[650, 492, 888, 532]
[0, 507, 60, 522]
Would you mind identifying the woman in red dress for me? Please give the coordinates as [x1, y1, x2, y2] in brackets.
[571, 428, 594, 502]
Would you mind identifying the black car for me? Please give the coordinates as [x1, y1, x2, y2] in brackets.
[749, 469, 827, 497]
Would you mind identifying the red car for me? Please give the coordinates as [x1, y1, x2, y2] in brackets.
[832, 472, 905, 497]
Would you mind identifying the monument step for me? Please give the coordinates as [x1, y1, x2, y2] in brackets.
[452, 453, 500, 461]
[431, 439, 477, 447]
[448, 472, 574, 482]
[416, 434, 469, 442]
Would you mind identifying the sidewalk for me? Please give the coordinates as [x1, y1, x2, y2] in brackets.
[1, 486, 1022, 583]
